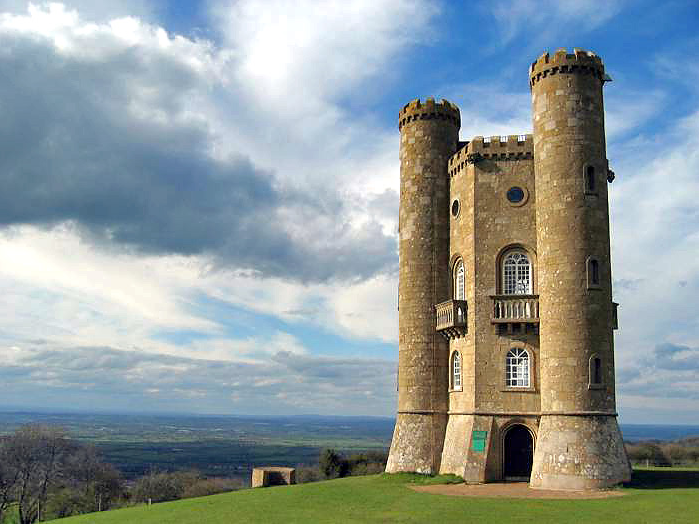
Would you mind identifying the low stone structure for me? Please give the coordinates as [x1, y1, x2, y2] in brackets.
[251, 467, 296, 488]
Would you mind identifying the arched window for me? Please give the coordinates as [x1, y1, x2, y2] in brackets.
[589, 355, 603, 386]
[506, 348, 530, 388]
[502, 251, 531, 294]
[454, 260, 465, 300]
[587, 257, 601, 289]
[451, 351, 462, 390]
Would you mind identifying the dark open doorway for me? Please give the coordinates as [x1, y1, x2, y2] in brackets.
[504, 424, 534, 481]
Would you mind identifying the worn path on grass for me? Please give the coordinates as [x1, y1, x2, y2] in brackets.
[410, 482, 626, 499]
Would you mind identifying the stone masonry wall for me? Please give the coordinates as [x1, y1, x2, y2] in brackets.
[386, 98, 460, 474]
[529, 48, 630, 488]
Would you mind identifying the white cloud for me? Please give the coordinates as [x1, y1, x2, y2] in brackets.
[442, 82, 532, 139]
[610, 108, 699, 366]
[0, 1, 158, 22]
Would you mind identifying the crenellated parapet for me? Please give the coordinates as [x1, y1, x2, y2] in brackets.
[398, 98, 461, 131]
[529, 48, 605, 88]
[448, 134, 533, 176]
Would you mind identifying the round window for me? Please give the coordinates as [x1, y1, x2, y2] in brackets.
[507, 187, 525, 203]
[451, 199, 460, 217]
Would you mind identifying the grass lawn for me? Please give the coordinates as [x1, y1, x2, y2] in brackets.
[51, 468, 699, 523]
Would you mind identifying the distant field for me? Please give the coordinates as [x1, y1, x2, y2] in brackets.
[2, 411, 698, 483]
[51, 468, 699, 524]
[0, 412, 394, 482]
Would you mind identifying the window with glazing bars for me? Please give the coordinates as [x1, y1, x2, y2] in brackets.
[452, 352, 461, 389]
[506, 348, 530, 387]
[503, 251, 531, 294]
[454, 261, 465, 300]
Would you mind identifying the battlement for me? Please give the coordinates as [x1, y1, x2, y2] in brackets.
[398, 98, 461, 131]
[448, 134, 533, 176]
[529, 48, 605, 87]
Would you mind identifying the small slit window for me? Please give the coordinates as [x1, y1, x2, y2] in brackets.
[451, 351, 462, 390]
[585, 165, 596, 193]
[590, 355, 603, 386]
[506, 348, 530, 388]
[454, 260, 465, 300]
[587, 257, 601, 289]
[591, 260, 599, 285]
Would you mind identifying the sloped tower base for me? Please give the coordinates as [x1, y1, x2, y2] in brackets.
[530, 415, 631, 490]
[386, 413, 447, 474]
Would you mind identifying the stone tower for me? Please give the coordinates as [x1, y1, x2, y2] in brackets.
[387, 48, 631, 489]
[528, 48, 630, 489]
[385, 99, 460, 474]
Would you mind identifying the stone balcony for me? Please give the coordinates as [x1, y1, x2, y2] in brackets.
[491, 295, 539, 325]
[435, 299, 467, 339]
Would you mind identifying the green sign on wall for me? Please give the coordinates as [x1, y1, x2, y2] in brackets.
[472, 430, 487, 453]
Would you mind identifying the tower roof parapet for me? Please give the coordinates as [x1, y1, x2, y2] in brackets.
[448, 134, 533, 176]
[398, 98, 461, 131]
[529, 48, 605, 88]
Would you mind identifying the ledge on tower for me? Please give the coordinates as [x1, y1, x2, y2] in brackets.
[435, 299, 467, 339]
[490, 295, 539, 324]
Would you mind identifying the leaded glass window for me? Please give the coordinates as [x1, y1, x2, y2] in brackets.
[503, 251, 531, 294]
[454, 260, 465, 300]
[506, 348, 530, 387]
[452, 351, 461, 389]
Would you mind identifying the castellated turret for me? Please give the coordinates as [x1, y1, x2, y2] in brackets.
[385, 98, 460, 474]
[528, 48, 630, 488]
[386, 49, 631, 489]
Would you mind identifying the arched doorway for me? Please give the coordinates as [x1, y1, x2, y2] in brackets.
[503, 424, 534, 481]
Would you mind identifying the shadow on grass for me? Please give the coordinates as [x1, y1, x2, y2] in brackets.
[628, 468, 699, 489]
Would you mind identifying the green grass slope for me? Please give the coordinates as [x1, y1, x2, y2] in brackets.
[52, 469, 699, 524]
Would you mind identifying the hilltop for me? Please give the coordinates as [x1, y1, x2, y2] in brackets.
[52, 470, 699, 524]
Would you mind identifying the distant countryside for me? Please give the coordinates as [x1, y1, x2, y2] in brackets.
[0, 411, 698, 522]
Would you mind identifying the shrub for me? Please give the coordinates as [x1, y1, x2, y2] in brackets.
[182, 478, 243, 499]
[319, 449, 347, 479]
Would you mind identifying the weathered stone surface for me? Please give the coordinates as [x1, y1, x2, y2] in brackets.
[386, 99, 459, 473]
[389, 49, 630, 490]
[530, 416, 630, 489]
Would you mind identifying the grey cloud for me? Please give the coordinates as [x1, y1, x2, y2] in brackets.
[0, 345, 397, 415]
[0, 28, 396, 282]
[617, 342, 699, 400]
[649, 343, 699, 371]
[613, 278, 644, 291]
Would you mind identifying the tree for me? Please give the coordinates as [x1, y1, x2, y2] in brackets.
[319, 449, 347, 479]
[131, 470, 199, 504]
[64, 445, 124, 512]
[0, 439, 21, 523]
[4, 425, 73, 524]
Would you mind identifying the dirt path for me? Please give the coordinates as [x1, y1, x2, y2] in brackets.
[410, 482, 626, 499]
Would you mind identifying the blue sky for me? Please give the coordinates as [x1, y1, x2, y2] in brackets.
[0, 0, 697, 424]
